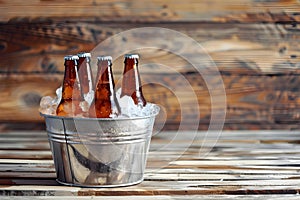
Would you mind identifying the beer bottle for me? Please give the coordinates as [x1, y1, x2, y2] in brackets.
[56, 55, 84, 116]
[121, 54, 146, 107]
[77, 52, 94, 101]
[89, 56, 121, 118]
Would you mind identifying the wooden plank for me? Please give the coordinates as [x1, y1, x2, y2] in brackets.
[1, 22, 300, 75]
[0, 131, 299, 196]
[0, 150, 52, 159]
[73, 180, 300, 196]
[1, 195, 299, 200]
[0, 138, 49, 142]
[144, 173, 300, 181]
[152, 130, 300, 140]
[2, 171, 299, 180]
[0, 73, 300, 127]
[148, 151, 300, 160]
[0, 74, 299, 128]
[0, 0, 300, 22]
[0, 159, 53, 164]
[1, 196, 300, 200]
[0, 131, 47, 137]
[146, 168, 300, 175]
[0, 178, 57, 186]
[0, 165, 54, 172]
[0, 74, 61, 122]
[0, 143, 50, 150]
[0, 181, 299, 196]
[0, 172, 55, 178]
[0, 122, 46, 131]
[169, 160, 300, 166]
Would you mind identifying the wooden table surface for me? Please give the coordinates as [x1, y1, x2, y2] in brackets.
[0, 130, 300, 199]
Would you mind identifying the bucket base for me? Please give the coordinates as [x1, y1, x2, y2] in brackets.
[56, 178, 143, 188]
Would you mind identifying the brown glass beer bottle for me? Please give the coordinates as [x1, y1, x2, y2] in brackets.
[77, 52, 94, 99]
[89, 56, 121, 118]
[121, 54, 146, 107]
[56, 55, 84, 116]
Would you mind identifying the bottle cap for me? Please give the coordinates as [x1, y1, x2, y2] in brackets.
[77, 52, 91, 58]
[64, 55, 79, 60]
[97, 56, 112, 61]
[125, 54, 139, 59]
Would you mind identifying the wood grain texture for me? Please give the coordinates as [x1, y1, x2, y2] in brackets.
[0, 74, 61, 122]
[0, 130, 300, 197]
[1, 20, 300, 129]
[0, 0, 300, 22]
[2, 196, 300, 200]
[1, 1, 300, 130]
[1, 72, 300, 130]
[1, 22, 300, 74]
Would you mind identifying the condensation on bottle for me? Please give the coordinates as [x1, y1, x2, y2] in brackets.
[121, 54, 147, 107]
[89, 56, 121, 118]
[77, 52, 94, 99]
[56, 55, 84, 117]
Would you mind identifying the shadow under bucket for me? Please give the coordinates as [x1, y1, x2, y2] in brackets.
[41, 104, 159, 187]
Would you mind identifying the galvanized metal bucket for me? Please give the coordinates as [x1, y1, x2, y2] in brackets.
[41, 104, 159, 187]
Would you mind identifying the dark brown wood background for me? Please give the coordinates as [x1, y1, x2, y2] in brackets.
[1, 0, 300, 131]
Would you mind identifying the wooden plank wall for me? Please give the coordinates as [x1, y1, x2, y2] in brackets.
[1, 0, 300, 130]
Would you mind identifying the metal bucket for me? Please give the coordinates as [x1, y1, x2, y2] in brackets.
[41, 104, 159, 187]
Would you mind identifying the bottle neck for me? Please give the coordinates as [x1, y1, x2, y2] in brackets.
[97, 60, 112, 82]
[78, 57, 85, 67]
[77, 57, 93, 94]
[122, 58, 142, 95]
[64, 60, 78, 80]
[95, 60, 115, 98]
[124, 57, 138, 71]
[62, 60, 82, 101]
[121, 57, 146, 106]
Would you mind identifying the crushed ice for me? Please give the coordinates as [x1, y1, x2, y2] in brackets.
[83, 90, 94, 106]
[116, 89, 158, 118]
[40, 87, 158, 118]
[39, 87, 62, 115]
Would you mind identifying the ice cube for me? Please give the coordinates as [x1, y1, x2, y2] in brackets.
[84, 90, 94, 106]
[39, 96, 57, 115]
[39, 87, 62, 116]
[116, 88, 157, 118]
[55, 87, 62, 104]
[40, 86, 158, 118]
[40, 96, 53, 109]
[80, 101, 89, 113]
